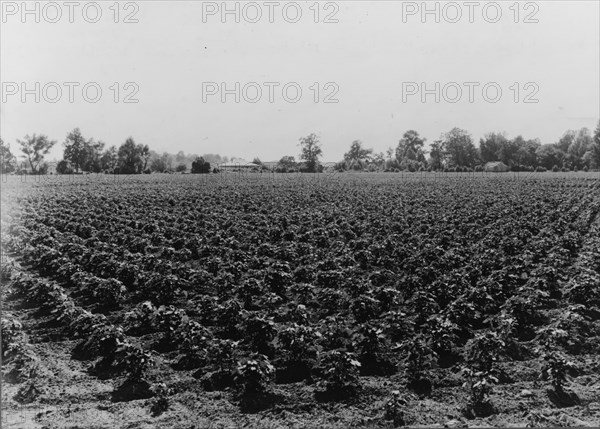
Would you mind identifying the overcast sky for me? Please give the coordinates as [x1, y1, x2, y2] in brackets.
[1, 1, 599, 162]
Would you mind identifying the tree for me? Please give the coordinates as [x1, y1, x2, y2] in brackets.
[117, 137, 143, 174]
[396, 130, 426, 164]
[63, 128, 88, 172]
[150, 152, 172, 173]
[17, 134, 56, 173]
[556, 130, 576, 153]
[175, 151, 187, 163]
[298, 133, 323, 172]
[536, 144, 564, 170]
[591, 120, 600, 169]
[479, 132, 507, 163]
[191, 156, 211, 174]
[138, 144, 151, 172]
[277, 155, 296, 172]
[175, 163, 187, 172]
[344, 140, 373, 163]
[373, 152, 385, 167]
[100, 146, 119, 172]
[62, 128, 107, 173]
[441, 128, 478, 168]
[56, 159, 74, 174]
[1, 138, 16, 173]
[386, 147, 394, 161]
[514, 138, 541, 168]
[86, 140, 106, 172]
[428, 140, 444, 170]
[567, 128, 592, 169]
[252, 157, 263, 166]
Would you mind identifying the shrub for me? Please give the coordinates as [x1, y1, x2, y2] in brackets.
[243, 315, 276, 357]
[384, 390, 408, 426]
[462, 368, 497, 418]
[319, 351, 362, 400]
[94, 278, 127, 309]
[352, 324, 396, 376]
[174, 320, 212, 369]
[1, 318, 23, 359]
[234, 354, 275, 411]
[191, 157, 211, 174]
[464, 331, 505, 372]
[552, 165, 560, 172]
[403, 336, 436, 396]
[276, 324, 320, 382]
[156, 305, 187, 346]
[150, 383, 172, 416]
[144, 274, 179, 305]
[73, 325, 125, 360]
[540, 351, 575, 393]
[124, 301, 158, 335]
[56, 160, 75, 174]
[116, 344, 153, 382]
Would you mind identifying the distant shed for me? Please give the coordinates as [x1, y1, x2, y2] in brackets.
[219, 161, 260, 170]
[485, 161, 509, 172]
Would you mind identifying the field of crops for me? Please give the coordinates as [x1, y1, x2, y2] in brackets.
[2, 172, 600, 428]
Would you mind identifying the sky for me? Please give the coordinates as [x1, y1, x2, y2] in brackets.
[1, 0, 599, 162]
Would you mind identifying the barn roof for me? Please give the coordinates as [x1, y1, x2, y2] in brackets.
[219, 161, 259, 168]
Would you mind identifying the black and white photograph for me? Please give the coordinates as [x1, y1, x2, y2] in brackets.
[1, 1, 600, 427]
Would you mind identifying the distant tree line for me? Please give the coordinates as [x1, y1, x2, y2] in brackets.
[0, 128, 231, 175]
[334, 121, 600, 172]
[2, 122, 599, 175]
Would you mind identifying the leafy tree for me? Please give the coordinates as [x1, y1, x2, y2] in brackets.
[0, 138, 16, 173]
[372, 152, 385, 167]
[191, 156, 211, 174]
[17, 134, 56, 173]
[252, 157, 263, 166]
[175, 163, 187, 172]
[277, 155, 297, 172]
[385, 147, 394, 161]
[497, 137, 521, 167]
[344, 140, 373, 163]
[396, 130, 426, 164]
[62, 128, 88, 172]
[86, 140, 106, 173]
[150, 152, 172, 173]
[175, 151, 187, 163]
[117, 138, 144, 174]
[536, 144, 564, 170]
[428, 140, 444, 171]
[479, 132, 507, 163]
[138, 144, 151, 172]
[56, 160, 74, 174]
[514, 138, 541, 168]
[556, 130, 576, 153]
[100, 146, 118, 172]
[441, 128, 478, 168]
[567, 128, 592, 169]
[298, 133, 322, 173]
[591, 120, 600, 169]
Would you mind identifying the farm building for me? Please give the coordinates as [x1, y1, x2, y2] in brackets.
[485, 161, 509, 172]
[218, 159, 260, 170]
